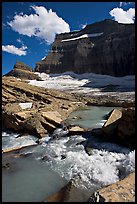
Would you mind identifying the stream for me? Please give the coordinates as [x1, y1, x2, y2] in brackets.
[2, 106, 135, 202]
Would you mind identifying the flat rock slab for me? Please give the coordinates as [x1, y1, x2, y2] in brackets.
[41, 111, 63, 125]
[68, 126, 85, 135]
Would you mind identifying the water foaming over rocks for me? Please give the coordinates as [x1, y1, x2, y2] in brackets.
[35, 134, 135, 192]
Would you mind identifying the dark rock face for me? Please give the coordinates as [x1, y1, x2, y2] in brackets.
[35, 19, 135, 77]
[4, 61, 41, 80]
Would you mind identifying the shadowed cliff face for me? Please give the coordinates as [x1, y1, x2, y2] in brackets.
[35, 19, 135, 77]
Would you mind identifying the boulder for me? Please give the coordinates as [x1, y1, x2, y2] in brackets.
[117, 107, 135, 148]
[44, 176, 91, 202]
[41, 111, 63, 126]
[44, 173, 135, 202]
[102, 108, 122, 135]
[68, 125, 86, 135]
[87, 173, 135, 202]
[102, 107, 135, 148]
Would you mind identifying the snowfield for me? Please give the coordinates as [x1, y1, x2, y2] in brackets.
[28, 72, 135, 102]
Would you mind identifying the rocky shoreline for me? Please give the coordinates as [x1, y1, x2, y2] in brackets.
[2, 76, 85, 138]
[2, 71, 135, 202]
[44, 172, 135, 202]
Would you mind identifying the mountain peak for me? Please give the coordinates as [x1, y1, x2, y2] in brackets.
[35, 19, 135, 77]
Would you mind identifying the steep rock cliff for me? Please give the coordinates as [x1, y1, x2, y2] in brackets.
[35, 19, 135, 77]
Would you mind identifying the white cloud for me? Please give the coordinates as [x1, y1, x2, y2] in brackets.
[2, 45, 27, 56]
[109, 8, 135, 24]
[8, 6, 70, 44]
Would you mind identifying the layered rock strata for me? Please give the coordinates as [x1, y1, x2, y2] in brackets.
[35, 19, 135, 77]
[4, 61, 41, 80]
[2, 76, 84, 138]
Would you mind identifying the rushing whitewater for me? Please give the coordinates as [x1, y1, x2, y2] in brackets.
[2, 72, 135, 201]
[2, 131, 135, 193]
[2, 106, 135, 201]
[2, 106, 135, 193]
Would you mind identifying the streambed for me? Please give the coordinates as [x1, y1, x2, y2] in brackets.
[2, 106, 135, 202]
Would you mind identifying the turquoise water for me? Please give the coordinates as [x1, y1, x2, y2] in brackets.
[65, 106, 116, 129]
[2, 154, 67, 202]
[3, 105, 134, 202]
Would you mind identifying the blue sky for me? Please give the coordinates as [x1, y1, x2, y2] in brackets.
[2, 2, 135, 75]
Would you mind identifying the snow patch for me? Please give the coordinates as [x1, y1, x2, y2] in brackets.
[62, 33, 103, 42]
[41, 56, 46, 60]
[19, 102, 32, 109]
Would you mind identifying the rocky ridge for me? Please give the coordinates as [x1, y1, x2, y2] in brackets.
[35, 19, 135, 77]
[4, 61, 41, 80]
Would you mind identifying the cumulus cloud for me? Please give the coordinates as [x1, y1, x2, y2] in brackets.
[109, 7, 135, 24]
[8, 6, 70, 44]
[2, 45, 27, 56]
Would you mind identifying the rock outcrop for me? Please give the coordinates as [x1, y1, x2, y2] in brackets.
[35, 19, 135, 77]
[44, 173, 135, 202]
[102, 107, 135, 149]
[2, 76, 84, 138]
[44, 176, 91, 202]
[87, 173, 135, 202]
[68, 125, 86, 135]
[4, 61, 41, 80]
